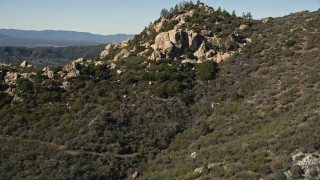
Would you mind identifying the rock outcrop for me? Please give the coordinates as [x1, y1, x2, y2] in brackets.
[150, 29, 206, 60]
[100, 38, 132, 59]
[100, 44, 113, 58]
[59, 58, 86, 79]
[98, 2, 250, 63]
[19, 61, 33, 68]
[216, 52, 233, 63]
[42, 67, 54, 79]
[4, 72, 18, 85]
[114, 49, 130, 60]
[287, 152, 320, 179]
[20, 61, 28, 67]
[193, 40, 207, 60]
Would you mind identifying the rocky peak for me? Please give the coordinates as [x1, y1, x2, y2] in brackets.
[100, 2, 252, 63]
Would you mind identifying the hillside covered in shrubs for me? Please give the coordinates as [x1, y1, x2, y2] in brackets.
[1, 1, 320, 179]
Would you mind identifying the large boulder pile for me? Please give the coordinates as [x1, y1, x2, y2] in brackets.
[42, 67, 55, 79]
[4, 72, 18, 85]
[100, 3, 250, 63]
[58, 58, 86, 79]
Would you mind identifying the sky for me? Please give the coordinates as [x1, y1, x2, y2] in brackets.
[0, 0, 319, 35]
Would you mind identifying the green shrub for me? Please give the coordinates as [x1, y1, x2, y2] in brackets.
[16, 78, 34, 94]
[195, 61, 218, 80]
[285, 39, 296, 48]
[0, 92, 12, 108]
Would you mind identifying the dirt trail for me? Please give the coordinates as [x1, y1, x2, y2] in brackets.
[0, 135, 139, 158]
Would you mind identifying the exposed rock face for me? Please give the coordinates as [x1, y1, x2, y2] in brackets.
[239, 24, 248, 30]
[100, 38, 132, 59]
[288, 152, 320, 179]
[151, 29, 204, 60]
[59, 58, 86, 79]
[20, 61, 28, 67]
[4, 72, 18, 85]
[100, 44, 113, 58]
[188, 31, 205, 51]
[0, 63, 11, 67]
[190, 152, 197, 159]
[110, 63, 117, 69]
[154, 18, 166, 32]
[99, 3, 249, 63]
[131, 171, 139, 180]
[60, 81, 70, 90]
[94, 61, 105, 66]
[193, 41, 207, 60]
[42, 67, 54, 79]
[114, 49, 130, 61]
[216, 52, 233, 63]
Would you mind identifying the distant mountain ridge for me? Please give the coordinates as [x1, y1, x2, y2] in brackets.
[0, 29, 134, 47]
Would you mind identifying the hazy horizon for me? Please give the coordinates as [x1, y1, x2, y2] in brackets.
[1, 0, 319, 35]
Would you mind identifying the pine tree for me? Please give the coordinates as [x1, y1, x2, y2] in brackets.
[246, 12, 253, 19]
[160, 8, 170, 18]
[232, 10, 236, 18]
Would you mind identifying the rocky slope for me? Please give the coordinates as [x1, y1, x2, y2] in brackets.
[0, 2, 319, 180]
[100, 2, 250, 62]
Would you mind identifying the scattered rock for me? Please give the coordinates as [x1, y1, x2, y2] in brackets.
[95, 61, 105, 66]
[245, 38, 252, 43]
[42, 67, 54, 79]
[194, 167, 203, 173]
[181, 59, 194, 64]
[20, 61, 28, 67]
[117, 70, 123, 75]
[114, 49, 130, 61]
[291, 152, 320, 178]
[73, 58, 86, 65]
[132, 171, 139, 180]
[4, 72, 18, 85]
[0, 63, 11, 67]
[59, 58, 86, 79]
[100, 44, 112, 58]
[20, 72, 36, 79]
[216, 52, 232, 63]
[60, 81, 70, 90]
[201, 30, 213, 36]
[110, 63, 117, 69]
[211, 102, 219, 108]
[5, 87, 14, 96]
[191, 152, 197, 159]
[239, 24, 248, 30]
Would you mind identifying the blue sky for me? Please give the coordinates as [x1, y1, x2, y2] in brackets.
[0, 0, 319, 35]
